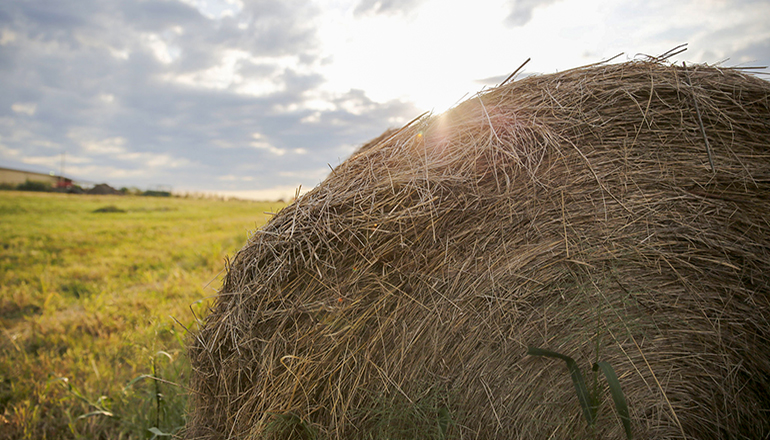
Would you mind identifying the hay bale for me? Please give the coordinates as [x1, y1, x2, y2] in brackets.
[86, 183, 121, 195]
[187, 60, 770, 439]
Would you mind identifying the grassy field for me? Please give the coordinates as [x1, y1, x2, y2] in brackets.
[0, 191, 284, 439]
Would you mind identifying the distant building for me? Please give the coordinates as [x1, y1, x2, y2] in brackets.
[0, 166, 73, 188]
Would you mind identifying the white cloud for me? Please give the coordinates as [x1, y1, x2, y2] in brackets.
[0, 143, 20, 158]
[22, 153, 91, 168]
[387, 115, 408, 126]
[61, 155, 92, 164]
[300, 112, 322, 124]
[164, 50, 295, 96]
[504, 0, 566, 26]
[337, 95, 377, 116]
[65, 129, 190, 171]
[117, 151, 191, 169]
[214, 185, 311, 201]
[0, 124, 65, 153]
[247, 133, 309, 156]
[278, 167, 329, 181]
[235, 79, 285, 97]
[179, 0, 244, 20]
[0, 29, 17, 45]
[69, 131, 128, 154]
[314, 0, 526, 112]
[99, 93, 115, 103]
[313, 0, 769, 114]
[334, 143, 358, 156]
[86, 138, 126, 154]
[250, 132, 285, 156]
[21, 155, 62, 169]
[218, 174, 254, 181]
[142, 33, 181, 64]
[213, 139, 238, 149]
[2, 0, 767, 198]
[31, 139, 61, 149]
[64, 164, 147, 180]
[109, 47, 130, 60]
[11, 103, 37, 116]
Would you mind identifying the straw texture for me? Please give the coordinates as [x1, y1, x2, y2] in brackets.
[187, 60, 770, 439]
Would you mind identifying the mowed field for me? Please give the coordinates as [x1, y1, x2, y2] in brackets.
[0, 191, 284, 439]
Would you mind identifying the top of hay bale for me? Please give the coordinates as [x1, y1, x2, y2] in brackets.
[187, 59, 770, 440]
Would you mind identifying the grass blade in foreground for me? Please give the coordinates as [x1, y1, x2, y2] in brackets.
[527, 346, 595, 427]
[594, 361, 633, 439]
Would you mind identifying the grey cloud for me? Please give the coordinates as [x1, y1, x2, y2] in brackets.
[0, 4, 410, 189]
[504, 0, 562, 27]
[0, 0, 420, 193]
[632, 9, 770, 70]
[354, 0, 425, 16]
[13, 1, 89, 33]
[3, 0, 320, 72]
[223, 0, 320, 57]
[692, 25, 770, 69]
[474, 74, 510, 86]
[117, 0, 205, 32]
[235, 59, 280, 79]
[731, 39, 770, 68]
[151, 2, 322, 75]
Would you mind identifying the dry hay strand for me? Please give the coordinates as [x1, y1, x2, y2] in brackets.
[186, 60, 770, 440]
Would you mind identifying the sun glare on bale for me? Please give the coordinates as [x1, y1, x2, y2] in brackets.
[186, 60, 770, 440]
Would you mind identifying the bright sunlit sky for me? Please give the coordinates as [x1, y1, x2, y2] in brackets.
[1, 0, 768, 200]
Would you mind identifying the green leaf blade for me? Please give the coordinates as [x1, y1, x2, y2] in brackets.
[76, 410, 115, 420]
[527, 346, 596, 427]
[595, 361, 632, 439]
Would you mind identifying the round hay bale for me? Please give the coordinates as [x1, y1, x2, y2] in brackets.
[187, 60, 770, 439]
[86, 183, 122, 195]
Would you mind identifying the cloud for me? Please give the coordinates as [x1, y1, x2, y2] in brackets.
[11, 102, 36, 115]
[354, 0, 426, 16]
[179, 0, 244, 20]
[504, 0, 563, 27]
[731, 37, 770, 67]
[118, 0, 204, 33]
[21, 155, 65, 168]
[214, 185, 308, 201]
[0, 0, 423, 193]
[0, 29, 17, 45]
[0, 144, 20, 159]
[4, 0, 761, 197]
[250, 132, 288, 156]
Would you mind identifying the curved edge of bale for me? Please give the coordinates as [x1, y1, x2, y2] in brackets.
[186, 60, 770, 440]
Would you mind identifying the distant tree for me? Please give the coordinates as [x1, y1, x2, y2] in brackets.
[119, 186, 142, 195]
[17, 180, 52, 192]
[142, 190, 171, 197]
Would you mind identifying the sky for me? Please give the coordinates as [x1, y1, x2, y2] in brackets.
[1, 0, 768, 200]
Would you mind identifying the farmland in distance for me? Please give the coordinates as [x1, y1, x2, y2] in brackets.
[0, 191, 284, 439]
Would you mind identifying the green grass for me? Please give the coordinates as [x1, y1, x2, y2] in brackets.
[0, 191, 284, 439]
[527, 346, 632, 439]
